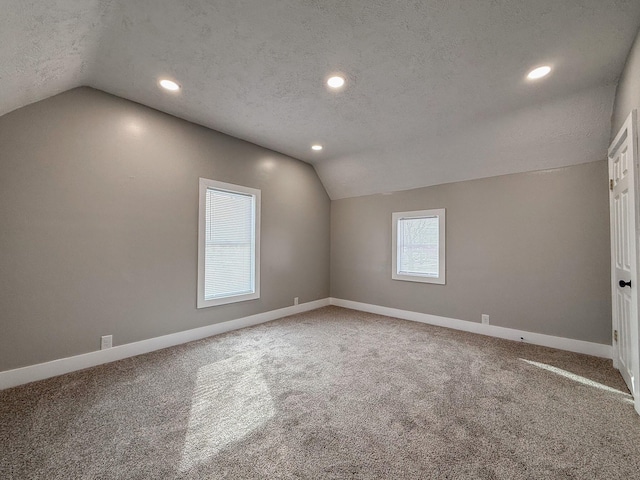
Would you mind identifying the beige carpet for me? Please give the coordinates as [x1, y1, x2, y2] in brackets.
[1, 306, 639, 479]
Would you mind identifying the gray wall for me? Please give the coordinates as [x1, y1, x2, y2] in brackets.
[612, 26, 640, 135]
[331, 161, 611, 345]
[0, 87, 330, 371]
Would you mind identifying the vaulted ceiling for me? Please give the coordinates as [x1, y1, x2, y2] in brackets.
[3, 1, 640, 199]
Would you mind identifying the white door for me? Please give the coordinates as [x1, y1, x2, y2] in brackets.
[609, 110, 640, 414]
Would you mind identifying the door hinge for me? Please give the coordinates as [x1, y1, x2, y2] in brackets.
[614, 329, 618, 342]
[610, 179, 614, 191]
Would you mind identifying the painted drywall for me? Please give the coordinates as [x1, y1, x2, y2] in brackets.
[0, 87, 330, 371]
[612, 26, 640, 135]
[331, 161, 611, 345]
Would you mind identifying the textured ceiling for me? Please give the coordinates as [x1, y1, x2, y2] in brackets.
[2, 1, 640, 199]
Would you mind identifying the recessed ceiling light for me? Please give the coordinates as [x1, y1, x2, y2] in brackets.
[311, 144, 323, 151]
[527, 66, 551, 80]
[327, 76, 345, 89]
[159, 79, 181, 91]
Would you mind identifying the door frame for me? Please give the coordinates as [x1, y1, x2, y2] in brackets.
[609, 109, 640, 415]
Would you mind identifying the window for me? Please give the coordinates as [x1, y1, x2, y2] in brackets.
[197, 178, 260, 308]
[392, 208, 445, 284]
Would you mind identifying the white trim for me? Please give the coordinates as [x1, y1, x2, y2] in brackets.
[392, 208, 446, 284]
[1, 297, 613, 391]
[0, 298, 330, 391]
[197, 178, 261, 308]
[330, 298, 612, 359]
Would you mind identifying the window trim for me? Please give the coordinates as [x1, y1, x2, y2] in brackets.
[392, 208, 446, 285]
[197, 178, 261, 308]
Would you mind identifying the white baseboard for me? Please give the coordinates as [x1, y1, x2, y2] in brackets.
[330, 298, 612, 359]
[0, 298, 330, 390]
[1, 297, 612, 391]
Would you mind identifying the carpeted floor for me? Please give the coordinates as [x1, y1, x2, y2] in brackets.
[1, 306, 639, 479]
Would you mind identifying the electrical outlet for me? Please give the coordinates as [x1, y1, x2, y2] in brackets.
[481, 314, 490, 325]
[294, 297, 299, 306]
[101, 335, 113, 350]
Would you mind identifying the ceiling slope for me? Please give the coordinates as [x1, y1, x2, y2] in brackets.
[0, 0, 111, 116]
[2, 1, 640, 198]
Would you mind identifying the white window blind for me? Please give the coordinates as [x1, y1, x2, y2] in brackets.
[198, 178, 260, 308]
[398, 216, 439, 277]
[205, 188, 255, 300]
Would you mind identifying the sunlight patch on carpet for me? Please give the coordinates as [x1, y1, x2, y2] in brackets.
[179, 352, 275, 472]
[520, 358, 633, 403]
